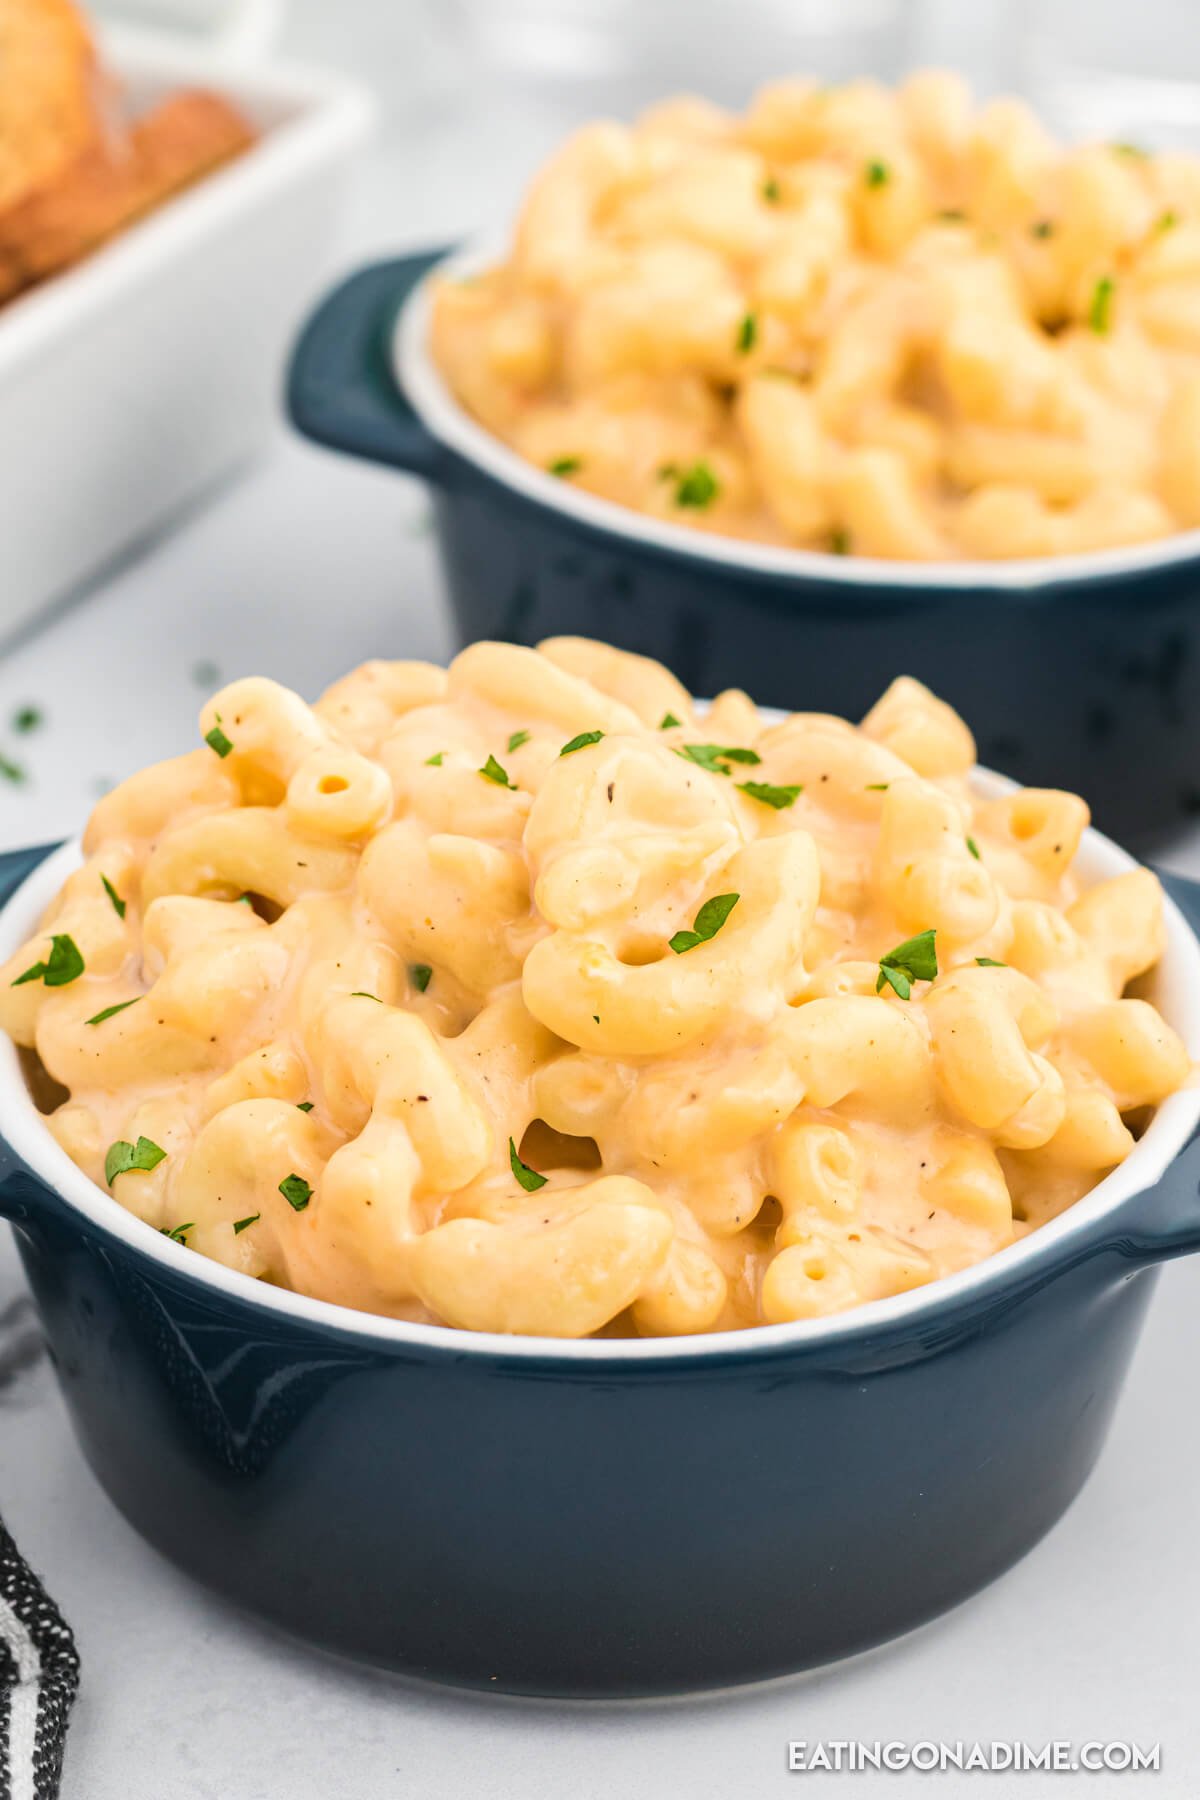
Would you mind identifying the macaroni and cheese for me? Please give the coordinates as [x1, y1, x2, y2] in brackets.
[1, 640, 1189, 1335]
[431, 72, 1200, 560]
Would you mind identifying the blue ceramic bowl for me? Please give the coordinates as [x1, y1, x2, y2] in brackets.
[3, 828, 1200, 1696]
[288, 247, 1200, 852]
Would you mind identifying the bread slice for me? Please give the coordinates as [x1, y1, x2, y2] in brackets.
[0, 88, 257, 302]
[0, 0, 104, 214]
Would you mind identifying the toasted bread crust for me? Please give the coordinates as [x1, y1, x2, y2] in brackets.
[0, 0, 103, 214]
[0, 89, 257, 301]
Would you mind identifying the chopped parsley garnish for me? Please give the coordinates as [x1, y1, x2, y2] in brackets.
[736, 312, 758, 354]
[0, 754, 26, 785]
[13, 933, 84, 989]
[410, 963, 433, 993]
[279, 1174, 312, 1211]
[232, 1214, 260, 1234]
[296, 1101, 314, 1112]
[876, 929, 938, 1000]
[507, 729, 531, 753]
[205, 718, 233, 758]
[86, 998, 139, 1026]
[479, 753, 515, 789]
[670, 892, 740, 955]
[1111, 140, 1147, 159]
[737, 780, 802, 810]
[425, 751, 446, 766]
[830, 527, 851, 555]
[548, 455, 583, 477]
[659, 712, 682, 730]
[1088, 275, 1116, 335]
[762, 175, 781, 203]
[976, 956, 1007, 968]
[1030, 218, 1055, 239]
[865, 782, 889, 791]
[192, 660, 220, 688]
[1156, 209, 1180, 234]
[671, 461, 719, 509]
[12, 706, 41, 734]
[560, 730, 604, 757]
[105, 1135, 166, 1185]
[679, 742, 762, 777]
[509, 1136, 547, 1192]
[966, 836, 981, 860]
[350, 991, 380, 1001]
[101, 874, 126, 919]
[864, 158, 890, 188]
[161, 1222, 193, 1244]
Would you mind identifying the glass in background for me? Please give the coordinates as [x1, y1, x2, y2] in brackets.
[1018, 0, 1200, 147]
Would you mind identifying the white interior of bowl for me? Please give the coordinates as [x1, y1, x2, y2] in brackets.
[2, 770, 1199, 1359]
[397, 241, 1200, 594]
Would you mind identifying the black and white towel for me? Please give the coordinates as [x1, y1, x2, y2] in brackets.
[0, 1522, 78, 1800]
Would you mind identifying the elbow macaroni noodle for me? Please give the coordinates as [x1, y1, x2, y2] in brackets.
[431, 72, 1200, 560]
[1, 639, 1190, 1336]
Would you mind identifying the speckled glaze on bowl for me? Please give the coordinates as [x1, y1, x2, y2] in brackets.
[2, 832, 1200, 1696]
[288, 247, 1200, 850]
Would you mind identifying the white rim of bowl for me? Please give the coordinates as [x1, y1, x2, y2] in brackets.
[2, 793, 1199, 1362]
[397, 241, 1200, 594]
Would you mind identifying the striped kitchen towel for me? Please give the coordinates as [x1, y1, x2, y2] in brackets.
[0, 1523, 78, 1800]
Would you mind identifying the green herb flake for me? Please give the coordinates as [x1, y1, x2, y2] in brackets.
[548, 455, 583, 478]
[737, 780, 802, 810]
[762, 175, 781, 203]
[479, 753, 516, 789]
[865, 782, 889, 791]
[350, 991, 381, 1001]
[976, 956, 1007, 968]
[13, 933, 84, 989]
[864, 158, 890, 189]
[1030, 218, 1056, 240]
[670, 891, 740, 955]
[830, 527, 851, 555]
[279, 1173, 313, 1212]
[1088, 275, 1116, 335]
[425, 751, 446, 766]
[659, 712, 682, 730]
[410, 963, 433, 993]
[86, 998, 139, 1026]
[560, 730, 604, 757]
[509, 1136, 547, 1192]
[191, 660, 220, 688]
[1111, 140, 1148, 159]
[205, 721, 233, 758]
[101, 874, 126, 920]
[232, 1214, 260, 1235]
[679, 742, 762, 777]
[672, 461, 719, 509]
[12, 706, 41, 735]
[105, 1135, 166, 1186]
[876, 928, 938, 1001]
[1155, 209, 1180, 234]
[507, 729, 531, 753]
[296, 1101, 314, 1112]
[966, 835, 981, 860]
[161, 1222, 193, 1244]
[736, 312, 758, 355]
[0, 754, 26, 785]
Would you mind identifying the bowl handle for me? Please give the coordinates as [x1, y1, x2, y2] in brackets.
[287, 251, 451, 480]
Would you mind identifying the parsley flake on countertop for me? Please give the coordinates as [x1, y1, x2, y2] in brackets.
[509, 1137, 547, 1192]
[13, 933, 84, 988]
[279, 1174, 312, 1212]
[191, 661, 220, 688]
[670, 892, 740, 955]
[679, 743, 761, 777]
[560, 730, 604, 756]
[737, 780, 802, 810]
[876, 929, 938, 1000]
[0, 754, 26, 785]
[101, 874, 126, 919]
[480, 753, 516, 789]
[105, 1135, 166, 1185]
[233, 1214, 260, 1235]
[86, 998, 139, 1026]
[410, 963, 433, 993]
[12, 706, 41, 734]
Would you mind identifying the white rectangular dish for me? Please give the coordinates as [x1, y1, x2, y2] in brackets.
[0, 26, 373, 642]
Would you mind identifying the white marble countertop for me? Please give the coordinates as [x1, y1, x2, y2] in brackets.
[4, 4, 1200, 1794]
